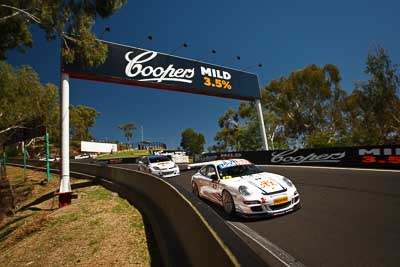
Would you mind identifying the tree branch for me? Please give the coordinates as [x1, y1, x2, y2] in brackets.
[25, 137, 38, 147]
[0, 11, 20, 21]
[393, 113, 400, 124]
[61, 33, 79, 43]
[287, 112, 294, 121]
[0, 125, 26, 135]
[0, 4, 41, 23]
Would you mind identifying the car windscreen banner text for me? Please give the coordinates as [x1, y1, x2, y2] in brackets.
[61, 40, 261, 101]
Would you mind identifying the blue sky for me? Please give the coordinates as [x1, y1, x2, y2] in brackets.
[7, 0, 400, 150]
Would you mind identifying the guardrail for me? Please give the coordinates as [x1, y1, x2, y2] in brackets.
[7, 159, 250, 267]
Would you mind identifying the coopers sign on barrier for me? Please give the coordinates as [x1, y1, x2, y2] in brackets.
[62, 40, 261, 101]
[196, 146, 400, 170]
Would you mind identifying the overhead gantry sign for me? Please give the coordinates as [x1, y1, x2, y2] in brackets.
[59, 40, 269, 202]
[62, 40, 261, 101]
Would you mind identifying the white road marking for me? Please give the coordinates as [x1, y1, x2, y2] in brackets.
[260, 164, 400, 173]
[227, 221, 306, 267]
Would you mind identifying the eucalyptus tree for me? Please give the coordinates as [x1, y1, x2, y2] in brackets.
[345, 46, 400, 145]
[0, 61, 58, 144]
[180, 128, 205, 156]
[118, 123, 136, 144]
[0, 0, 127, 67]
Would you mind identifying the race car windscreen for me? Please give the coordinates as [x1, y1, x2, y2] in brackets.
[217, 164, 264, 178]
[149, 156, 171, 163]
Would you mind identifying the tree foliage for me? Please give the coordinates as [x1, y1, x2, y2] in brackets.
[238, 102, 287, 150]
[0, 61, 100, 147]
[118, 123, 136, 143]
[180, 128, 205, 156]
[212, 46, 400, 150]
[345, 46, 400, 145]
[70, 105, 100, 141]
[263, 63, 348, 147]
[213, 64, 348, 150]
[0, 61, 58, 144]
[0, 0, 127, 67]
[213, 108, 240, 151]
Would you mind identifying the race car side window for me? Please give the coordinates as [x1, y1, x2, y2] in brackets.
[206, 166, 218, 180]
[199, 166, 207, 176]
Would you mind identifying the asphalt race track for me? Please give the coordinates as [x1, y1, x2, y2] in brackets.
[120, 164, 400, 266]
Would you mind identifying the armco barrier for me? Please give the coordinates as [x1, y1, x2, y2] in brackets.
[7, 160, 244, 267]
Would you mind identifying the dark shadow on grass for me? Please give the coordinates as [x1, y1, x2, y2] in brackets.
[17, 181, 96, 212]
[29, 180, 49, 186]
[0, 225, 16, 242]
[17, 191, 56, 212]
[71, 181, 96, 190]
[0, 180, 98, 242]
[0, 214, 33, 234]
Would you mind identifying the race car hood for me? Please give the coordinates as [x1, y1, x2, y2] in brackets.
[149, 161, 175, 169]
[239, 172, 287, 195]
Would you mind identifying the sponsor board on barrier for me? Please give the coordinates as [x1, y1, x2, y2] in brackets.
[270, 149, 346, 164]
[358, 147, 400, 165]
[196, 146, 400, 169]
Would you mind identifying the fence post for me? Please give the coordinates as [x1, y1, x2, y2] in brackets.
[45, 132, 51, 183]
[23, 142, 27, 179]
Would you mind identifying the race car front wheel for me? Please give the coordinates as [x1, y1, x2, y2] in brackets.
[222, 191, 235, 215]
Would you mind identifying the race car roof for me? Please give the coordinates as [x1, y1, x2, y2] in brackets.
[148, 155, 170, 159]
[188, 158, 252, 169]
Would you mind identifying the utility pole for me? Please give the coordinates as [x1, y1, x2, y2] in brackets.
[59, 73, 72, 207]
[256, 99, 269, 151]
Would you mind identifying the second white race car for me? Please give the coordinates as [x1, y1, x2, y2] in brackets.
[191, 158, 300, 217]
[138, 155, 180, 178]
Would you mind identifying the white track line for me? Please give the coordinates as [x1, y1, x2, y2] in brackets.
[227, 221, 306, 267]
[260, 165, 400, 173]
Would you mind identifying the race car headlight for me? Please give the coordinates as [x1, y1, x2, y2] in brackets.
[152, 166, 160, 170]
[238, 185, 251, 196]
[282, 177, 294, 187]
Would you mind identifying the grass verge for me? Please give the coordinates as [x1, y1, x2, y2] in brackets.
[0, 166, 150, 267]
[96, 150, 150, 160]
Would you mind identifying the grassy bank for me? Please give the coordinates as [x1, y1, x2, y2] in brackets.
[0, 166, 150, 266]
[96, 149, 150, 160]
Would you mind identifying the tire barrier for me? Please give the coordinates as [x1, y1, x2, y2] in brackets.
[7, 160, 267, 267]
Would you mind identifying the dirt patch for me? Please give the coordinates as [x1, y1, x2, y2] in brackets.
[0, 166, 150, 266]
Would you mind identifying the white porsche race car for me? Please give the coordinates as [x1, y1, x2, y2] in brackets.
[138, 155, 180, 178]
[191, 159, 300, 217]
